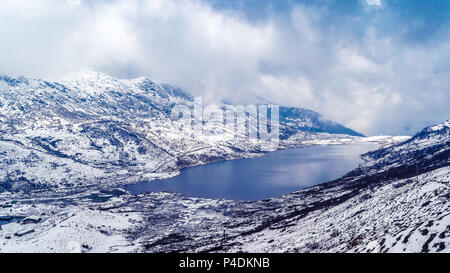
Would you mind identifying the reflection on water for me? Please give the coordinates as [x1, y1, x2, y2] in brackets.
[125, 143, 379, 201]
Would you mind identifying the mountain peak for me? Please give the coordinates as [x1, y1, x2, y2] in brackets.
[62, 69, 118, 84]
[426, 119, 450, 132]
[0, 74, 31, 87]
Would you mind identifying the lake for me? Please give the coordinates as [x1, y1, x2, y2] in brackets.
[125, 143, 379, 201]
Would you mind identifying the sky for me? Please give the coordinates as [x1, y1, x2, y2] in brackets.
[0, 0, 449, 136]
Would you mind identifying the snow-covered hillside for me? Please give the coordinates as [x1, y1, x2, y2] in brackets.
[0, 71, 366, 192]
[0, 120, 448, 253]
[132, 120, 450, 253]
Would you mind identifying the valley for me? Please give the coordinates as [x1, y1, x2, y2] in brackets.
[0, 72, 448, 253]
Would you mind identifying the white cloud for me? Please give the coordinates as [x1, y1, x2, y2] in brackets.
[0, 0, 448, 136]
[67, 0, 81, 6]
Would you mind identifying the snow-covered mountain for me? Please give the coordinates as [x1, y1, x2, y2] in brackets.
[0, 71, 363, 192]
[279, 107, 363, 138]
[0, 119, 447, 253]
[2, 70, 446, 253]
[131, 119, 450, 253]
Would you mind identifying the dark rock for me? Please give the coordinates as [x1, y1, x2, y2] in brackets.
[14, 229, 35, 237]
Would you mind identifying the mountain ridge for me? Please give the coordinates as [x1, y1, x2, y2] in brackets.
[0, 119, 447, 253]
[0, 71, 366, 192]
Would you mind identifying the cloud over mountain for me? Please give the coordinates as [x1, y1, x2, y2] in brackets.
[0, 0, 448, 135]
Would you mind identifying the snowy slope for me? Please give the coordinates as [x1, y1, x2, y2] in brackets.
[0, 71, 366, 192]
[130, 120, 449, 253]
[0, 121, 447, 253]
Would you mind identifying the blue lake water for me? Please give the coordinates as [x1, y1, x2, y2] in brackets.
[125, 143, 379, 201]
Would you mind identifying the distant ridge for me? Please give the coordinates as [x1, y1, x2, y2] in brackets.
[0, 71, 365, 191]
